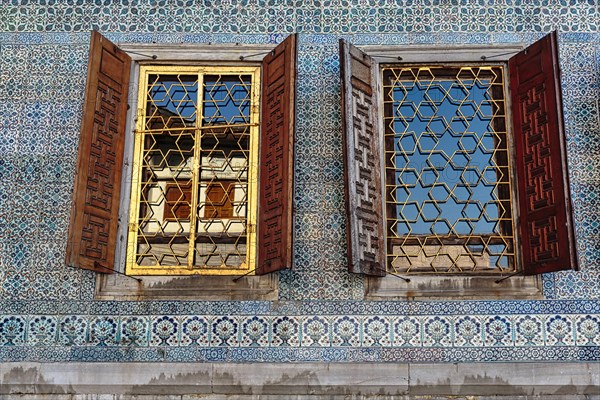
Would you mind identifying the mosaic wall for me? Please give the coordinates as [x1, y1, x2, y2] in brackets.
[0, 1, 599, 363]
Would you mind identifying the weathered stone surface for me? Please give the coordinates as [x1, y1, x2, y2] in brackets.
[1, 362, 598, 397]
[409, 363, 600, 396]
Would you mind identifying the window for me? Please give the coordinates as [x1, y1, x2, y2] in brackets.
[382, 64, 514, 274]
[66, 31, 297, 281]
[340, 32, 578, 285]
[127, 66, 260, 275]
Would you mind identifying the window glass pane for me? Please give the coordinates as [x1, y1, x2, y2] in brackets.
[136, 74, 198, 267]
[202, 75, 252, 125]
[146, 74, 198, 127]
[196, 74, 253, 269]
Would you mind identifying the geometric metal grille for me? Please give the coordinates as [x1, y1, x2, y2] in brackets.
[126, 66, 260, 275]
[382, 66, 516, 274]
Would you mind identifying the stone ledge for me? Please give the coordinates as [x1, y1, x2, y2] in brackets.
[0, 362, 598, 397]
[1, 396, 599, 400]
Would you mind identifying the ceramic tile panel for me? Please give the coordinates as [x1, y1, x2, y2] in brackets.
[0, 1, 599, 364]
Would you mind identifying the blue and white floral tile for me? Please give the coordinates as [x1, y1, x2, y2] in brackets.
[3, 241, 33, 271]
[0, 315, 26, 346]
[210, 315, 240, 347]
[0, 157, 18, 188]
[15, 157, 44, 191]
[27, 315, 58, 346]
[179, 315, 210, 347]
[0, 271, 33, 300]
[58, 315, 87, 346]
[301, 315, 331, 347]
[574, 314, 600, 346]
[483, 315, 513, 347]
[331, 315, 361, 347]
[119, 316, 150, 347]
[150, 315, 180, 347]
[544, 314, 576, 346]
[239, 316, 270, 347]
[392, 316, 422, 347]
[362, 315, 392, 347]
[271, 315, 301, 347]
[0, 128, 18, 159]
[514, 315, 545, 346]
[29, 271, 81, 300]
[422, 316, 452, 347]
[294, 213, 326, 242]
[453, 315, 484, 347]
[37, 210, 69, 243]
[42, 158, 74, 185]
[554, 270, 600, 300]
[88, 316, 118, 347]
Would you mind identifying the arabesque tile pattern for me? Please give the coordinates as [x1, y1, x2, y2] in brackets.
[0, 1, 599, 362]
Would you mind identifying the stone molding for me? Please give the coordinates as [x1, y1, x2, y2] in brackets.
[1, 362, 598, 397]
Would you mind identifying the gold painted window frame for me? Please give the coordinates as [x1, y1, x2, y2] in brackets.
[126, 65, 261, 276]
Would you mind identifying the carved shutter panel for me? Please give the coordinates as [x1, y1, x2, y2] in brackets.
[256, 34, 297, 275]
[510, 31, 578, 275]
[340, 40, 385, 276]
[65, 31, 131, 273]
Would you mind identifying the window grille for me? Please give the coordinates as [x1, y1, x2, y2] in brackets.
[382, 65, 516, 274]
[126, 66, 261, 275]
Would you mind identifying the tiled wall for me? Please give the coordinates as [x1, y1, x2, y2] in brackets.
[0, 1, 599, 363]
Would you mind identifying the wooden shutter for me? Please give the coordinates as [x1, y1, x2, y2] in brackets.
[65, 31, 131, 274]
[256, 34, 297, 275]
[510, 31, 578, 275]
[340, 40, 386, 276]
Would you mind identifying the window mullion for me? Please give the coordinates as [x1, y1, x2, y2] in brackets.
[187, 71, 203, 269]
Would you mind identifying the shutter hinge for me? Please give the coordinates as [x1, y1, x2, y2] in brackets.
[128, 223, 137, 232]
[247, 224, 256, 233]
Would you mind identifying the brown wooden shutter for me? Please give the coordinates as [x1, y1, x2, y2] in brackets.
[256, 34, 297, 275]
[340, 40, 386, 276]
[510, 31, 578, 275]
[65, 31, 131, 273]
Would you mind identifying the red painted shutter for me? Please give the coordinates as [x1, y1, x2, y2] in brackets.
[510, 31, 578, 275]
[256, 34, 297, 275]
[339, 40, 385, 276]
[65, 31, 131, 273]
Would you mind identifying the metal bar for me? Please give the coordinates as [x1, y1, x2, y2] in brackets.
[480, 51, 519, 61]
[135, 122, 259, 134]
[187, 72, 203, 270]
[386, 236, 515, 247]
[125, 50, 157, 60]
[232, 267, 257, 282]
[239, 51, 272, 61]
[374, 266, 411, 282]
[371, 55, 404, 60]
[495, 270, 522, 283]
[138, 232, 247, 245]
